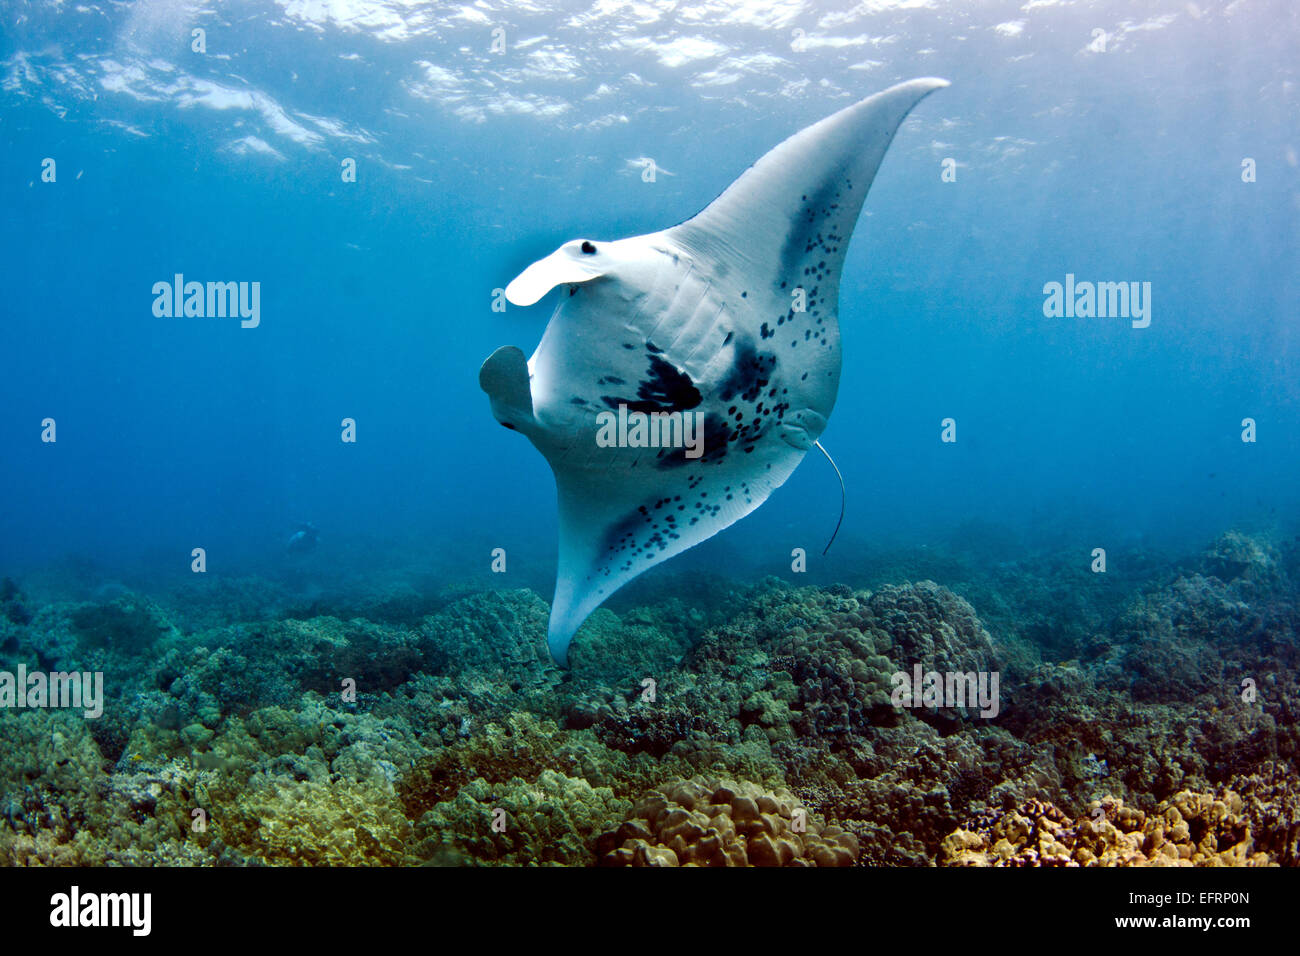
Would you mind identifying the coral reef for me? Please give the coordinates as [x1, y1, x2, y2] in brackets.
[597, 777, 858, 866]
[411, 770, 627, 866]
[940, 788, 1274, 867]
[0, 529, 1296, 867]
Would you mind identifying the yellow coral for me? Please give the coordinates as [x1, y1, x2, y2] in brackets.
[940, 789, 1274, 867]
[599, 777, 859, 867]
[222, 774, 412, 866]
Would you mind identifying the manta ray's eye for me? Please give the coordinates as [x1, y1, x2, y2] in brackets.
[580, 241, 597, 255]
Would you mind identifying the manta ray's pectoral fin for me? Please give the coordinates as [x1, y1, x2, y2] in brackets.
[479, 345, 534, 432]
[668, 77, 949, 284]
[544, 437, 810, 667]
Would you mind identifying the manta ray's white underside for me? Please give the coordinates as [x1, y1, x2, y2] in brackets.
[481, 78, 948, 665]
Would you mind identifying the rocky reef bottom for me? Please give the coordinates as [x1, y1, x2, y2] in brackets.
[0, 529, 1297, 866]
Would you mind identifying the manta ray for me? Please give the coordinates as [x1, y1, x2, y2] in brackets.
[481, 77, 948, 666]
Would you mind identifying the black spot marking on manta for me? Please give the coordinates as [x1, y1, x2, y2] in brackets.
[781, 180, 841, 279]
[601, 508, 651, 571]
[597, 375, 626, 386]
[657, 411, 731, 469]
[581, 241, 597, 254]
[601, 492, 698, 574]
[602, 350, 702, 414]
[717, 335, 777, 404]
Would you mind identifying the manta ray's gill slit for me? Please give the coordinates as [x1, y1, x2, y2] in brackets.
[678, 300, 728, 370]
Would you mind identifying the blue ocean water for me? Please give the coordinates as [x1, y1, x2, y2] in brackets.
[1, 0, 1296, 589]
[4, 0, 1300, 878]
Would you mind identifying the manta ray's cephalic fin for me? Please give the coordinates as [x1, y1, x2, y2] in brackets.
[479, 345, 534, 433]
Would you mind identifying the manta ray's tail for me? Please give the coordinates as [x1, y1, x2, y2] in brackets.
[814, 440, 846, 556]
